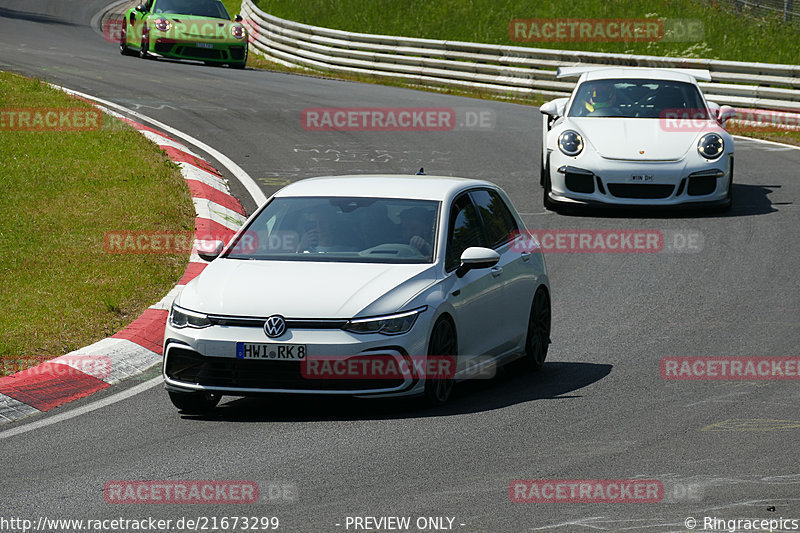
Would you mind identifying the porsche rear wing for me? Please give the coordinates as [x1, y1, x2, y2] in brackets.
[556, 66, 712, 82]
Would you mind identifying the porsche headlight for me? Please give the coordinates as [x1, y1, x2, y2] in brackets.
[231, 25, 246, 39]
[169, 303, 211, 329]
[558, 130, 583, 156]
[697, 133, 724, 159]
[343, 306, 427, 336]
[154, 17, 171, 32]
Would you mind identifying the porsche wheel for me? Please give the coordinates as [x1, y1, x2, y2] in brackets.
[119, 21, 135, 56]
[139, 30, 150, 59]
[542, 161, 555, 210]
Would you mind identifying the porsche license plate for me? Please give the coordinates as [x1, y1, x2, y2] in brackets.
[630, 174, 654, 182]
[196, 43, 213, 49]
[236, 343, 307, 360]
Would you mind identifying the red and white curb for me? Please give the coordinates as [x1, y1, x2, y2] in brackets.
[0, 102, 247, 425]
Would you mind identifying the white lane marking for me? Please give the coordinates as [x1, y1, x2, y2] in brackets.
[0, 377, 162, 441]
[733, 134, 800, 151]
[52, 85, 268, 207]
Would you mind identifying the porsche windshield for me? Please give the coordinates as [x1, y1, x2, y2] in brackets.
[567, 79, 710, 119]
[225, 197, 440, 263]
[153, 0, 230, 19]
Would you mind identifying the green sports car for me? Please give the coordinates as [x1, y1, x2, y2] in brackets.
[120, 0, 248, 68]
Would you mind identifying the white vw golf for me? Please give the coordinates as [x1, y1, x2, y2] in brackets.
[163, 175, 551, 412]
[540, 67, 735, 210]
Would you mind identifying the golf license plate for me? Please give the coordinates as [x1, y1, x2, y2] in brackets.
[236, 343, 307, 360]
[196, 42, 214, 49]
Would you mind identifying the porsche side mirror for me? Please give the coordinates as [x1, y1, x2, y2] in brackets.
[235, 14, 243, 22]
[197, 240, 224, 262]
[135, 4, 147, 12]
[456, 247, 500, 278]
[718, 105, 735, 125]
[540, 98, 568, 118]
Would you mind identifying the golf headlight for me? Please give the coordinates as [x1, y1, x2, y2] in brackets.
[558, 130, 583, 156]
[169, 303, 211, 329]
[697, 133, 724, 159]
[343, 306, 427, 336]
[231, 25, 246, 39]
[154, 18, 171, 32]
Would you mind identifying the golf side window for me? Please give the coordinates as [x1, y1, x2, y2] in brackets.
[445, 192, 489, 272]
[468, 189, 519, 250]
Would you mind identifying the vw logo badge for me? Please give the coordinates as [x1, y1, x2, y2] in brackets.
[264, 315, 287, 338]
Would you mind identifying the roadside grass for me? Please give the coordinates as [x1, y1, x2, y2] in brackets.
[250, 0, 800, 65]
[222, 0, 245, 18]
[727, 127, 800, 146]
[0, 72, 194, 375]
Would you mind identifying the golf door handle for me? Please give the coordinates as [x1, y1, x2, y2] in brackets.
[520, 252, 531, 262]
[490, 266, 503, 277]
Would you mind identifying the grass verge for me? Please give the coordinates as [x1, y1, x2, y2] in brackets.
[250, 0, 800, 65]
[0, 71, 194, 375]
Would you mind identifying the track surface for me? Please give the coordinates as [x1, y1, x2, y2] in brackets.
[1, 2, 799, 531]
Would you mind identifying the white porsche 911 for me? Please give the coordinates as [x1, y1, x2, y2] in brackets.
[540, 67, 735, 210]
[163, 175, 551, 412]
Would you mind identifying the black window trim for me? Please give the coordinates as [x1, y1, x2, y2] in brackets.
[444, 188, 493, 273]
[467, 187, 520, 251]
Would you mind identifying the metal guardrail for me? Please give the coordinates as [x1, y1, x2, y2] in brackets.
[241, 0, 800, 116]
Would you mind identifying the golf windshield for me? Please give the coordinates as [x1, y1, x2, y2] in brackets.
[225, 197, 440, 263]
[153, 0, 230, 19]
[568, 79, 710, 119]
